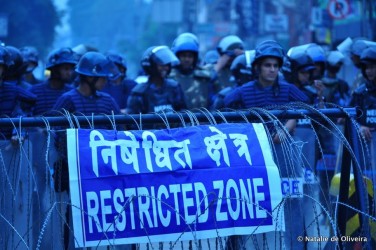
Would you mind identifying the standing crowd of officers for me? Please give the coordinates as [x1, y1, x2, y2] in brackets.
[1, 34, 375, 169]
[1, 35, 375, 127]
[1, 34, 376, 249]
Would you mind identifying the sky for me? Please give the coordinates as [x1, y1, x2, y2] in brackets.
[52, 0, 71, 47]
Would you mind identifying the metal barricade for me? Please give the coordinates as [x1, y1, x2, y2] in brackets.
[0, 107, 373, 250]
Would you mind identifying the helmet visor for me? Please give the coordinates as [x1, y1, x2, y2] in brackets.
[300, 65, 316, 72]
[151, 46, 180, 66]
[287, 45, 308, 57]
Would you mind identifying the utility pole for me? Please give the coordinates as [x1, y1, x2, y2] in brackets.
[367, 0, 375, 40]
[182, 0, 197, 32]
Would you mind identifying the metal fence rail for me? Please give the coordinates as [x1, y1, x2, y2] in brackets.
[0, 108, 359, 128]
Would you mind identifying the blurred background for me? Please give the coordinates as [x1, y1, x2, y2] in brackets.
[0, 0, 375, 78]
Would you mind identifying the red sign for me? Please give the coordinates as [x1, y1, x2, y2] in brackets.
[327, 0, 350, 20]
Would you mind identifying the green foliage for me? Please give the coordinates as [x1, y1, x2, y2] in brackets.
[1, 0, 60, 57]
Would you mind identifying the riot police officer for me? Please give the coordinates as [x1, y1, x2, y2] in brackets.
[52, 51, 121, 250]
[211, 50, 255, 110]
[285, 49, 325, 104]
[20, 46, 42, 85]
[126, 45, 186, 114]
[53, 51, 121, 192]
[207, 35, 244, 94]
[102, 51, 137, 113]
[284, 48, 333, 235]
[350, 46, 376, 182]
[322, 50, 350, 106]
[29, 47, 79, 116]
[224, 40, 309, 250]
[287, 46, 341, 220]
[0, 46, 36, 140]
[169, 32, 214, 109]
[307, 43, 327, 81]
[224, 40, 308, 109]
[53, 51, 120, 115]
[349, 39, 376, 92]
[229, 50, 256, 86]
[3, 46, 30, 89]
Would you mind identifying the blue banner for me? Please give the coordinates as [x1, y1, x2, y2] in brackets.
[67, 123, 283, 247]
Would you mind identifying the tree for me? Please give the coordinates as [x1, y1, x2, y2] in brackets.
[1, 0, 60, 57]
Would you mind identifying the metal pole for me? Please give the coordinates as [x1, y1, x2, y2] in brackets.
[337, 121, 351, 249]
[347, 119, 371, 248]
[337, 118, 371, 249]
[0, 108, 357, 128]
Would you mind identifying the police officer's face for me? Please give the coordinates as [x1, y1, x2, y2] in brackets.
[298, 70, 311, 85]
[178, 52, 195, 70]
[259, 58, 279, 83]
[313, 63, 324, 79]
[156, 64, 170, 78]
[365, 63, 376, 82]
[58, 63, 75, 83]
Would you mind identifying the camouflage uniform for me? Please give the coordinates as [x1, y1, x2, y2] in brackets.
[204, 62, 235, 94]
[169, 66, 213, 109]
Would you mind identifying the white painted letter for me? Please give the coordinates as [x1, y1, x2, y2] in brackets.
[213, 180, 228, 221]
[253, 178, 267, 218]
[157, 185, 171, 227]
[226, 179, 240, 220]
[86, 191, 102, 233]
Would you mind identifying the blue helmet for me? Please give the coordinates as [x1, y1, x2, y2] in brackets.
[306, 43, 326, 63]
[350, 39, 376, 56]
[253, 40, 285, 68]
[289, 52, 316, 84]
[326, 50, 345, 73]
[75, 51, 119, 78]
[141, 45, 179, 75]
[285, 45, 315, 83]
[20, 46, 39, 73]
[171, 33, 199, 67]
[288, 43, 326, 63]
[360, 46, 376, 64]
[171, 32, 199, 54]
[306, 43, 326, 79]
[106, 51, 127, 70]
[203, 49, 219, 65]
[289, 51, 316, 72]
[289, 43, 326, 78]
[217, 35, 244, 56]
[230, 50, 255, 85]
[326, 50, 345, 67]
[46, 47, 79, 70]
[106, 51, 127, 79]
[4, 46, 27, 78]
[20, 46, 39, 64]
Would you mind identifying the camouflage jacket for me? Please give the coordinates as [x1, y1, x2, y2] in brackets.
[169, 66, 214, 109]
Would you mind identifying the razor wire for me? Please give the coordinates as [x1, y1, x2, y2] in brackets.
[0, 106, 373, 250]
